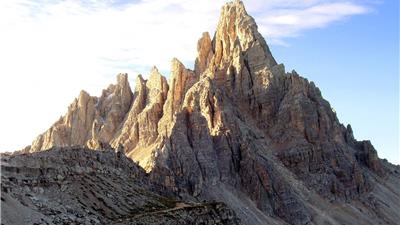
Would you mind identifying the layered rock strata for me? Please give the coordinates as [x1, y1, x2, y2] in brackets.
[1, 147, 242, 225]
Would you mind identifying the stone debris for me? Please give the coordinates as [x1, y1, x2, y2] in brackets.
[1, 147, 242, 225]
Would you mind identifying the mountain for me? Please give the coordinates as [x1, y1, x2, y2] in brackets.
[6, 1, 400, 224]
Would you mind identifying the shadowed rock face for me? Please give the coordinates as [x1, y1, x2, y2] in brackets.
[19, 1, 400, 225]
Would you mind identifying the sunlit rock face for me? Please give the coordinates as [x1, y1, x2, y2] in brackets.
[22, 1, 400, 225]
[29, 73, 133, 153]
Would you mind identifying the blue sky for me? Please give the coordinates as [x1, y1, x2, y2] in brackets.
[0, 0, 398, 164]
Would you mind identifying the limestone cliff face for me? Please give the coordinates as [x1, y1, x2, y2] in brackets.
[159, 58, 198, 131]
[23, 1, 399, 225]
[27, 68, 170, 164]
[29, 73, 133, 152]
[113, 67, 169, 170]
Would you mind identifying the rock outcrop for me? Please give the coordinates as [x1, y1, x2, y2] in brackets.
[17, 1, 400, 225]
[111, 67, 169, 170]
[28, 73, 133, 152]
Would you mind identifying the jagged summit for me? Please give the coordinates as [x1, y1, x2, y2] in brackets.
[15, 1, 400, 225]
[202, 1, 276, 66]
[196, 0, 277, 77]
[213, 0, 276, 67]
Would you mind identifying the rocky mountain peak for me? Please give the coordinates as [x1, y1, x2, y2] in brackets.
[167, 58, 197, 115]
[192, 0, 280, 114]
[74, 90, 95, 122]
[100, 73, 131, 102]
[116, 72, 129, 86]
[146, 66, 169, 104]
[148, 66, 161, 84]
[17, 1, 400, 225]
[134, 74, 146, 91]
[195, 32, 213, 76]
[77, 89, 91, 102]
[212, 0, 276, 69]
[29, 75, 134, 152]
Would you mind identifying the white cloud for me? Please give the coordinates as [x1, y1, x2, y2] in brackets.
[0, 0, 372, 151]
[258, 2, 369, 42]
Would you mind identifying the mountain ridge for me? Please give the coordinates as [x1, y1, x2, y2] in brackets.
[9, 1, 400, 225]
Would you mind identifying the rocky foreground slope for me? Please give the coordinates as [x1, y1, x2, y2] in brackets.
[1, 147, 241, 225]
[6, 0, 400, 224]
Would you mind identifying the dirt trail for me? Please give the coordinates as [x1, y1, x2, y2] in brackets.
[112, 202, 207, 224]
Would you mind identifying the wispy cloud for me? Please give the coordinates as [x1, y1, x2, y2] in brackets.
[0, 0, 372, 75]
[257, 1, 369, 43]
[0, 0, 373, 151]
